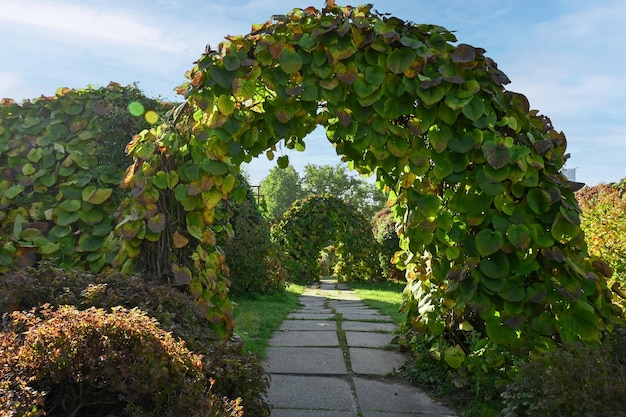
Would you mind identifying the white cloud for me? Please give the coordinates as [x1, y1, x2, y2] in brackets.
[0, 0, 184, 52]
[0, 72, 21, 99]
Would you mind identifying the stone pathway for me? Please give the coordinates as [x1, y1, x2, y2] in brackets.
[265, 278, 457, 417]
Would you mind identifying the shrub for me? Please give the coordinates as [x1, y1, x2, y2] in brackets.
[222, 178, 287, 295]
[576, 179, 626, 290]
[499, 325, 626, 417]
[0, 264, 271, 417]
[371, 207, 402, 281]
[0, 305, 242, 417]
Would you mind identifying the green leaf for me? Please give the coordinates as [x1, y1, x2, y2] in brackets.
[475, 229, 503, 257]
[444, 345, 466, 369]
[38, 240, 60, 256]
[279, 48, 303, 74]
[233, 78, 257, 102]
[417, 85, 445, 107]
[217, 95, 235, 116]
[457, 79, 480, 98]
[428, 125, 452, 153]
[54, 209, 81, 227]
[476, 168, 505, 196]
[58, 199, 81, 212]
[222, 54, 240, 71]
[277, 155, 289, 169]
[551, 211, 581, 244]
[506, 224, 531, 249]
[482, 140, 511, 170]
[462, 96, 485, 121]
[202, 160, 229, 176]
[21, 163, 36, 176]
[82, 186, 112, 204]
[78, 234, 105, 252]
[527, 188, 552, 214]
[486, 317, 518, 345]
[3, 184, 25, 199]
[479, 252, 509, 279]
[80, 208, 104, 226]
[387, 48, 416, 74]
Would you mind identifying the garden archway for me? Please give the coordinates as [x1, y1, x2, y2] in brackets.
[118, 3, 620, 366]
[274, 194, 377, 283]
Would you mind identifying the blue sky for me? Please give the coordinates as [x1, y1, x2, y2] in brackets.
[1, 0, 624, 186]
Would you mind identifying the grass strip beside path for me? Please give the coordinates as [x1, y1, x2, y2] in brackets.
[232, 283, 305, 357]
[350, 280, 406, 326]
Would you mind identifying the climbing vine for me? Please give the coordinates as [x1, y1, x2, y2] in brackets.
[114, 2, 623, 352]
[0, 83, 167, 273]
[272, 194, 377, 283]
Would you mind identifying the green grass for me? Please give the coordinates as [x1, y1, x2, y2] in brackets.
[349, 280, 406, 326]
[232, 283, 305, 357]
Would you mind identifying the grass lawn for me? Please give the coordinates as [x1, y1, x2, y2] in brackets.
[231, 283, 305, 357]
[349, 280, 406, 326]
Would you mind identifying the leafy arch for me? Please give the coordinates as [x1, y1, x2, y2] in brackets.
[117, 3, 621, 362]
[273, 194, 376, 283]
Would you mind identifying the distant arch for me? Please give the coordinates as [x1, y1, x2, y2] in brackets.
[274, 194, 376, 283]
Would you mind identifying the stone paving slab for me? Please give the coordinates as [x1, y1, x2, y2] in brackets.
[341, 313, 394, 322]
[271, 410, 357, 417]
[342, 321, 397, 333]
[345, 331, 396, 348]
[350, 348, 407, 375]
[280, 320, 337, 331]
[288, 313, 337, 320]
[269, 374, 356, 411]
[328, 300, 366, 307]
[269, 330, 339, 347]
[354, 377, 455, 416]
[266, 347, 347, 374]
[295, 307, 335, 314]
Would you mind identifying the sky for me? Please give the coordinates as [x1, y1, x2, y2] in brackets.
[0, 0, 624, 186]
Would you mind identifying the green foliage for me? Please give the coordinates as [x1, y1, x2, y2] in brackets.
[0, 305, 243, 417]
[222, 176, 288, 295]
[0, 83, 168, 273]
[499, 325, 626, 417]
[371, 208, 402, 281]
[0, 265, 271, 417]
[258, 165, 305, 219]
[576, 179, 626, 302]
[272, 194, 379, 283]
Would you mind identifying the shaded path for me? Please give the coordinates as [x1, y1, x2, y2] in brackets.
[265, 278, 457, 417]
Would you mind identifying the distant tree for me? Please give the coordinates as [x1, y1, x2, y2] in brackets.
[259, 165, 304, 219]
[302, 164, 386, 220]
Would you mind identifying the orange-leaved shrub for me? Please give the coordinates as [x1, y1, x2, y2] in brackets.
[0, 304, 243, 417]
[0, 264, 271, 417]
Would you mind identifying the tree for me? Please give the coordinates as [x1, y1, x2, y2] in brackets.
[302, 164, 386, 219]
[259, 165, 304, 219]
